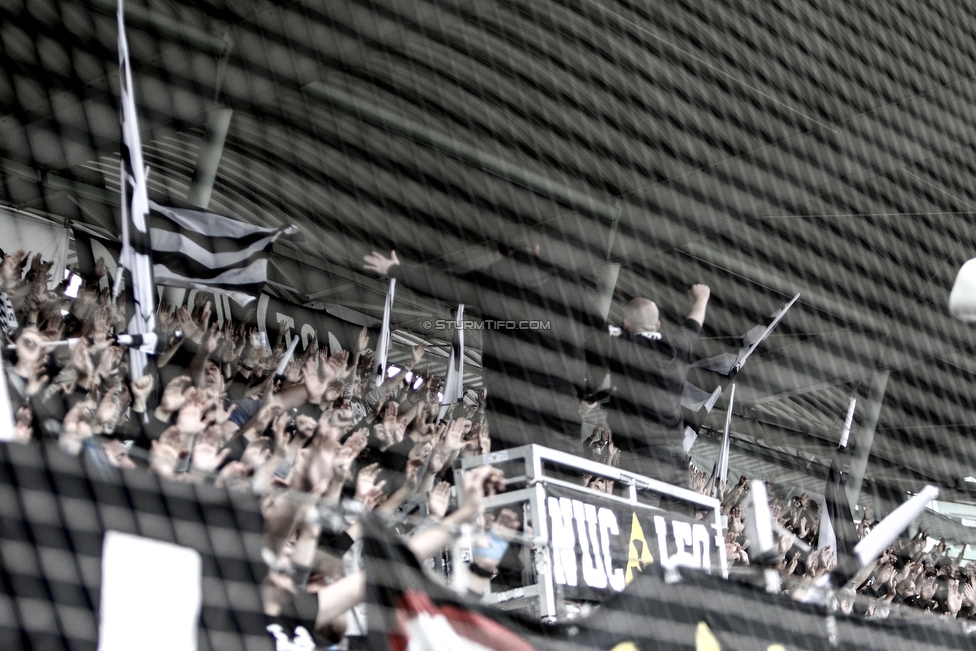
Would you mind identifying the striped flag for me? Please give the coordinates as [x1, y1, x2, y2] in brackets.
[117, 0, 157, 380]
[438, 304, 465, 422]
[149, 202, 297, 306]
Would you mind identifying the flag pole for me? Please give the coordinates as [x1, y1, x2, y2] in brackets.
[438, 303, 465, 422]
[712, 383, 735, 498]
[374, 278, 396, 386]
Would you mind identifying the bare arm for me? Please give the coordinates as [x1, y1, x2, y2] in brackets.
[364, 250, 479, 305]
[686, 283, 710, 328]
[313, 465, 503, 629]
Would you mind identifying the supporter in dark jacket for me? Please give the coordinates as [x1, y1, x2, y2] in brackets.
[600, 284, 710, 487]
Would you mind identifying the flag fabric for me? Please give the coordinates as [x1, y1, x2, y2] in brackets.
[117, 0, 157, 380]
[681, 294, 799, 433]
[374, 278, 396, 387]
[572, 564, 973, 651]
[438, 303, 465, 422]
[361, 514, 971, 651]
[819, 444, 860, 586]
[148, 202, 298, 306]
[713, 383, 735, 495]
[854, 486, 940, 569]
[692, 293, 800, 375]
[361, 516, 584, 651]
[818, 398, 862, 585]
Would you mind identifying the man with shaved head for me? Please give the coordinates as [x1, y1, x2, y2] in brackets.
[601, 284, 710, 488]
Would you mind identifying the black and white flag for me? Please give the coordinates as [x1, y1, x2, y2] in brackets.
[692, 293, 800, 375]
[681, 293, 800, 430]
[373, 278, 396, 387]
[117, 0, 157, 380]
[438, 304, 465, 422]
[149, 202, 298, 306]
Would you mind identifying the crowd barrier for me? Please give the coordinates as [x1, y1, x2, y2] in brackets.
[455, 444, 726, 619]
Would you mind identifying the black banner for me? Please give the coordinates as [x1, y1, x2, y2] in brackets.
[240, 292, 366, 354]
[363, 513, 976, 651]
[543, 484, 723, 600]
[73, 228, 368, 354]
[575, 565, 976, 651]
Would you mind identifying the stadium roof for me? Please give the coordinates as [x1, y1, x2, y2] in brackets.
[4, 0, 976, 515]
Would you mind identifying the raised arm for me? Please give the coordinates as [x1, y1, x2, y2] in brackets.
[363, 250, 479, 306]
[686, 283, 710, 328]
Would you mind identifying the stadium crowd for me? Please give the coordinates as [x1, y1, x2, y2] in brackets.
[2, 245, 974, 649]
[699, 470, 976, 619]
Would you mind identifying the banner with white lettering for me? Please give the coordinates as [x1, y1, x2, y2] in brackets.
[544, 485, 723, 600]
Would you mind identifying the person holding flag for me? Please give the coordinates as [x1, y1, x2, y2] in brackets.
[596, 284, 711, 487]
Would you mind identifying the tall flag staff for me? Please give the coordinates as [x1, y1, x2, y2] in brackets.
[374, 278, 396, 386]
[819, 398, 859, 586]
[708, 383, 735, 498]
[116, 0, 158, 381]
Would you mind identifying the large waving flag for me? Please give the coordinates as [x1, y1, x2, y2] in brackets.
[117, 0, 157, 380]
[693, 293, 800, 375]
[149, 202, 298, 306]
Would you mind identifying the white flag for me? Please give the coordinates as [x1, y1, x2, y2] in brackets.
[374, 278, 396, 386]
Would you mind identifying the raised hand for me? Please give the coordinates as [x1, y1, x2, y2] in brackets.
[210, 400, 236, 426]
[355, 462, 384, 501]
[40, 312, 64, 341]
[13, 405, 33, 443]
[426, 480, 452, 520]
[918, 574, 937, 602]
[947, 580, 963, 617]
[69, 337, 95, 380]
[148, 426, 186, 478]
[355, 326, 369, 353]
[176, 388, 213, 435]
[95, 345, 124, 381]
[458, 465, 505, 521]
[191, 425, 230, 474]
[363, 250, 400, 277]
[1, 249, 26, 289]
[373, 402, 405, 449]
[94, 387, 122, 431]
[159, 376, 192, 415]
[410, 343, 426, 367]
[24, 359, 49, 397]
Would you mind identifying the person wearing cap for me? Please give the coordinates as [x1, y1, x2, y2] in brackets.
[364, 227, 602, 453]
